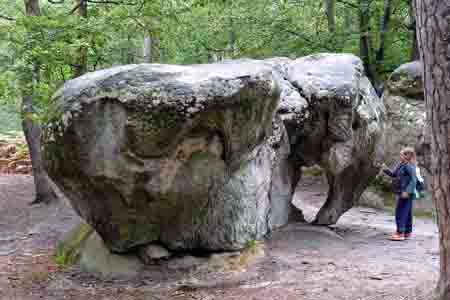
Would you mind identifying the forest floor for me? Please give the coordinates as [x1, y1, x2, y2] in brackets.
[0, 174, 439, 300]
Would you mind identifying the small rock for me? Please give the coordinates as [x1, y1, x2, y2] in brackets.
[138, 244, 171, 264]
[15, 165, 32, 174]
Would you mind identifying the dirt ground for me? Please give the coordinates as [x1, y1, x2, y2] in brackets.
[0, 175, 439, 300]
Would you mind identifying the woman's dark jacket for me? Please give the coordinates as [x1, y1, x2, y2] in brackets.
[383, 163, 417, 197]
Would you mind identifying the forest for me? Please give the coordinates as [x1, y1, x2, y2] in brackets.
[0, 0, 420, 202]
[0, 0, 417, 112]
[2, 1, 450, 300]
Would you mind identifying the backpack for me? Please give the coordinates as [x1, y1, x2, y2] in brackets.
[415, 165, 425, 193]
[416, 178, 425, 192]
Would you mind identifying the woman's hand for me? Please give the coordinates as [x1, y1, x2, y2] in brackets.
[401, 192, 409, 199]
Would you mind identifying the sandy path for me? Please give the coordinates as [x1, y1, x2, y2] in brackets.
[0, 175, 439, 300]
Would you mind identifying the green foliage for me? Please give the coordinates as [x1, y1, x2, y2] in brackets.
[0, 0, 416, 124]
[370, 175, 393, 193]
[245, 239, 259, 250]
[302, 165, 324, 177]
[0, 103, 22, 138]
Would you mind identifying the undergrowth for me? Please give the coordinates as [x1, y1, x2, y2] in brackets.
[0, 103, 22, 139]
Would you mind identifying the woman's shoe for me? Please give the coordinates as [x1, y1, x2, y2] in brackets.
[389, 233, 406, 241]
[404, 233, 412, 239]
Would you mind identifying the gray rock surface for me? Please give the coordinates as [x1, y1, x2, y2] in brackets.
[381, 61, 433, 211]
[43, 61, 293, 253]
[275, 53, 385, 225]
[44, 54, 386, 255]
[383, 61, 426, 167]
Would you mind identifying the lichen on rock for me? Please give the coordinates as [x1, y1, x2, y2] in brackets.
[43, 60, 292, 253]
[44, 54, 386, 258]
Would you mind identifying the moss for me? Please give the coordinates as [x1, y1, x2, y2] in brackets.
[55, 223, 94, 267]
[126, 109, 184, 156]
[189, 151, 212, 163]
[302, 165, 324, 177]
[370, 176, 392, 193]
[245, 239, 258, 249]
[209, 240, 265, 272]
[114, 221, 160, 251]
[192, 200, 210, 227]
[238, 240, 264, 268]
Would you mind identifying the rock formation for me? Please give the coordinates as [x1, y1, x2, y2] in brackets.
[43, 61, 294, 253]
[274, 54, 385, 225]
[381, 61, 432, 211]
[44, 54, 385, 258]
[382, 61, 426, 167]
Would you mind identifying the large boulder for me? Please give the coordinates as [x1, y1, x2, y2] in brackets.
[381, 61, 433, 212]
[383, 61, 426, 167]
[275, 53, 385, 225]
[43, 61, 294, 253]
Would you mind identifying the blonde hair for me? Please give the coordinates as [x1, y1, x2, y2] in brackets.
[400, 147, 417, 165]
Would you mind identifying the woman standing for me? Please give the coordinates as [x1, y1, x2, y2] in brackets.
[382, 147, 418, 241]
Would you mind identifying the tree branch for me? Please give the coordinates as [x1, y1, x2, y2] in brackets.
[86, 0, 138, 5]
[336, 0, 358, 9]
[69, 2, 82, 15]
[0, 14, 15, 21]
[284, 30, 335, 51]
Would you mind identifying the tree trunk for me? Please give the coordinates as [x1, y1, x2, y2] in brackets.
[127, 34, 134, 64]
[411, 29, 420, 60]
[359, 0, 376, 84]
[73, 0, 87, 77]
[324, 0, 336, 33]
[375, 0, 392, 78]
[415, 1, 450, 299]
[227, 4, 236, 59]
[23, 0, 57, 204]
[410, 0, 420, 60]
[143, 33, 152, 63]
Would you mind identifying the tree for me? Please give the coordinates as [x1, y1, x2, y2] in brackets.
[73, 0, 88, 77]
[0, 1, 427, 186]
[415, 1, 450, 299]
[375, 0, 392, 80]
[324, 0, 336, 33]
[359, 0, 376, 83]
[22, 0, 58, 204]
[409, 0, 419, 60]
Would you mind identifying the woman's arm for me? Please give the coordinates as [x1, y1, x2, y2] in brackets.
[383, 169, 395, 177]
[382, 163, 398, 177]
